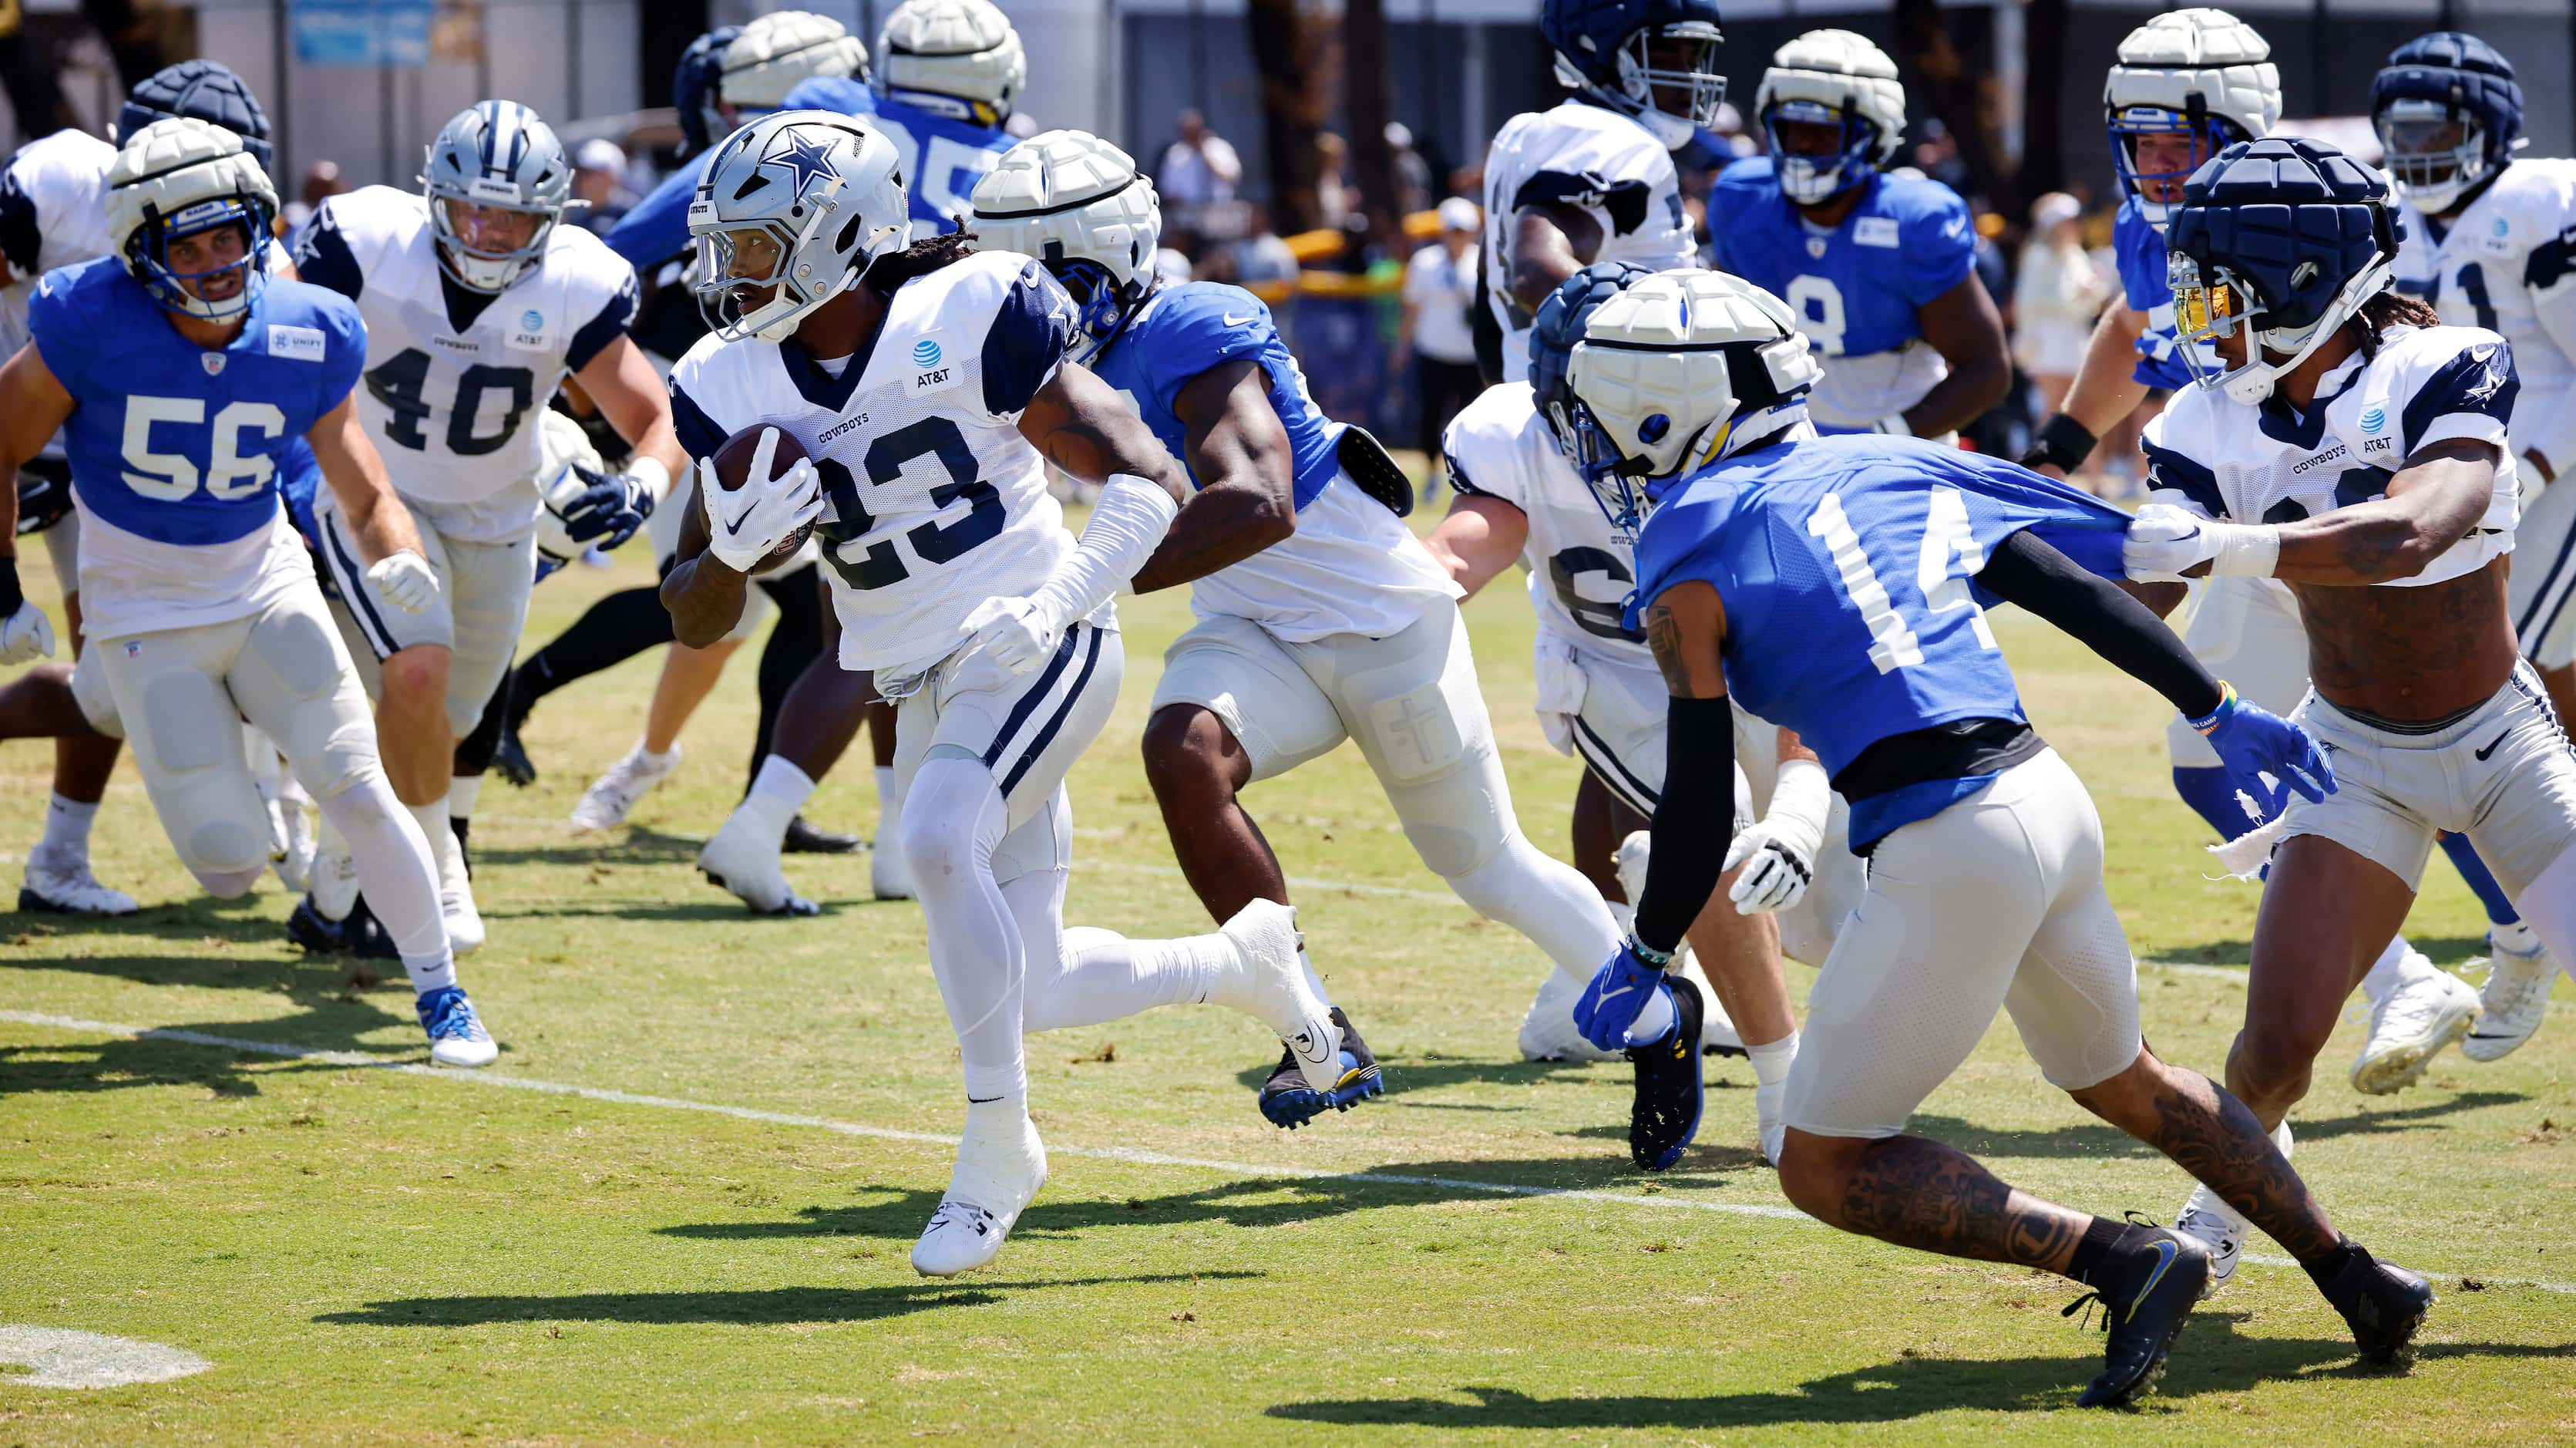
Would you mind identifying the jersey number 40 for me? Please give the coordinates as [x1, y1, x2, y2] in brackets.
[365, 349, 536, 456]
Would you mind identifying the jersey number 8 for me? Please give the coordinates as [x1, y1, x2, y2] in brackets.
[120, 396, 286, 501]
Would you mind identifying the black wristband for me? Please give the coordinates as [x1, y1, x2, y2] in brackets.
[2019, 413, 2100, 472]
[0, 554, 20, 616]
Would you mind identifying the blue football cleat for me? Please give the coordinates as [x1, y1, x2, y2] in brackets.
[1627, 976, 1703, 1171]
[415, 985, 497, 1069]
[1259, 1007, 1384, 1128]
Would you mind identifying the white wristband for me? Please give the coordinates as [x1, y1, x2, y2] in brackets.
[630, 455, 672, 505]
[1761, 756, 1833, 862]
[2204, 520, 2282, 578]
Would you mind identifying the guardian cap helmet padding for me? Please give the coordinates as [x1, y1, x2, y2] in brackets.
[106, 117, 278, 323]
[969, 129, 1161, 363]
[2104, 8, 2281, 233]
[2371, 32, 2523, 215]
[1755, 29, 1906, 205]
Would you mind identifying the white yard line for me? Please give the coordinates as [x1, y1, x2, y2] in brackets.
[6, 1008, 2570, 1296]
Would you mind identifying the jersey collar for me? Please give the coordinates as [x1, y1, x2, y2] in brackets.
[779, 325, 880, 413]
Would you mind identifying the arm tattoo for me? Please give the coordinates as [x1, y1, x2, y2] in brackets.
[1643, 601, 1690, 694]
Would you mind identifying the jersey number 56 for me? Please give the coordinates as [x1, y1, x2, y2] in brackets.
[120, 396, 285, 500]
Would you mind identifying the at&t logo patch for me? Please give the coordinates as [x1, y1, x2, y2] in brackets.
[2359, 406, 2386, 434]
[912, 338, 942, 368]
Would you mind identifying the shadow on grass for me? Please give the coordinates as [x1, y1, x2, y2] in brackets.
[1264, 1312, 2569, 1429]
[1229, 1051, 1616, 1097]
[2146, 936, 2490, 969]
[314, 1271, 1261, 1327]
[0, 1002, 419, 1099]
[455, 826, 708, 870]
[1906, 1090, 2525, 1161]
[661, 1152, 1775, 1247]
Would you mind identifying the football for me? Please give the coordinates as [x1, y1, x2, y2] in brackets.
[708, 423, 816, 573]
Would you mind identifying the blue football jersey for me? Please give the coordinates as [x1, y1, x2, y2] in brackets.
[1629, 433, 2130, 846]
[604, 80, 884, 271]
[2112, 198, 2201, 392]
[863, 92, 1016, 228]
[31, 259, 363, 546]
[1088, 282, 1343, 509]
[1712, 162, 1974, 414]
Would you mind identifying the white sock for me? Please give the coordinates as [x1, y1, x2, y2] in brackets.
[447, 775, 483, 823]
[1009, 871, 1242, 1032]
[739, 756, 816, 843]
[33, 792, 98, 869]
[904, 756, 1027, 1104]
[1748, 1029, 1799, 1088]
[324, 774, 451, 987]
[405, 797, 458, 886]
[2359, 934, 2428, 1008]
[2491, 918, 2541, 958]
[634, 739, 681, 771]
[1627, 982, 1678, 1043]
[1296, 946, 1331, 1009]
[1444, 830, 1625, 980]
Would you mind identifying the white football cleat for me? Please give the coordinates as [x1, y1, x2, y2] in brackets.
[2349, 958, 2479, 1093]
[871, 827, 915, 901]
[434, 830, 484, 956]
[1756, 1078, 1787, 1166]
[1518, 969, 1623, 1062]
[698, 809, 818, 917]
[18, 857, 139, 916]
[2173, 1120, 2288, 1298]
[913, 1103, 1048, 1278]
[570, 742, 680, 830]
[274, 789, 315, 894]
[1219, 900, 1343, 1094]
[2463, 924, 2558, 1062]
[415, 985, 499, 1069]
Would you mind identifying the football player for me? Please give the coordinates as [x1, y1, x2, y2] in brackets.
[1710, 29, 2009, 439]
[2026, 8, 2488, 1102]
[1478, 0, 1719, 383]
[291, 101, 684, 955]
[972, 132, 1639, 1130]
[0, 120, 495, 1066]
[2128, 137, 2576, 1292]
[1424, 262, 1835, 1165]
[662, 110, 1344, 1275]
[0, 59, 279, 916]
[2375, 32, 2576, 1058]
[1559, 266, 2431, 1404]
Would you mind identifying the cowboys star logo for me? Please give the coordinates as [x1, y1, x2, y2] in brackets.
[760, 126, 843, 199]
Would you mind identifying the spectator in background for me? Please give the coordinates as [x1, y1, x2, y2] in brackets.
[281, 160, 346, 245]
[1386, 122, 1433, 216]
[2011, 192, 2112, 487]
[1231, 202, 1300, 315]
[1401, 197, 1484, 483]
[571, 138, 634, 235]
[1159, 107, 1241, 233]
[1313, 131, 1352, 229]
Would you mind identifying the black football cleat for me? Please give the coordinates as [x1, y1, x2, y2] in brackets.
[492, 702, 536, 788]
[2070, 1221, 2210, 1408]
[1627, 975, 1704, 1172]
[782, 814, 866, 855]
[2315, 1240, 2434, 1363]
[1259, 1006, 1384, 1129]
[288, 894, 401, 961]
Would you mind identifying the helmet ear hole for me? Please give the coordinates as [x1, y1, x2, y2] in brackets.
[1639, 413, 1670, 443]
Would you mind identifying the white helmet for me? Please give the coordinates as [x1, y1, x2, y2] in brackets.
[1545, 268, 1821, 537]
[1754, 29, 1906, 205]
[969, 130, 1161, 363]
[722, 11, 870, 116]
[533, 409, 607, 571]
[106, 116, 278, 323]
[2104, 8, 2280, 232]
[688, 110, 913, 343]
[876, 0, 1026, 126]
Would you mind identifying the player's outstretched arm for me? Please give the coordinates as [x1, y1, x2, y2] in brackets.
[2023, 301, 2152, 476]
[658, 488, 754, 649]
[0, 342, 74, 662]
[1902, 275, 2014, 438]
[1507, 204, 1600, 318]
[308, 393, 441, 617]
[2127, 439, 2500, 587]
[1421, 493, 1529, 600]
[1016, 361, 1189, 503]
[1128, 359, 1296, 594]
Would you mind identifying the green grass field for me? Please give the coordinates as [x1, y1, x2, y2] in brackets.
[3, 517, 2571, 1445]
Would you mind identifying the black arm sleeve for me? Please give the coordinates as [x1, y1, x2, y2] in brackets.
[1631, 694, 1737, 957]
[1976, 527, 2225, 719]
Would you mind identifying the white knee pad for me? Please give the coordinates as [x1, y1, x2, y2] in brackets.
[68, 649, 125, 739]
[190, 865, 266, 898]
[136, 669, 269, 881]
[900, 753, 1007, 890]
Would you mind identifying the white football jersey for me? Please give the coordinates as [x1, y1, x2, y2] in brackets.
[292, 185, 640, 540]
[1481, 102, 1692, 383]
[2143, 324, 2520, 588]
[669, 249, 1081, 687]
[2392, 158, 2576, 476]
[0, 129, 116, 460]
[1442, 381, 1652, 674]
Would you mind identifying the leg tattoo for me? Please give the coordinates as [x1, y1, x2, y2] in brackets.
[1834, 1135, 2087, 1272]
[2147, 1069, 2336, 1259]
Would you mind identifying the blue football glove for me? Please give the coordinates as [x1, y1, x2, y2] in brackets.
[557, 464, 656, 549]
[1572, 938, 1673, 1054]
[2192, 682, 2335, 820]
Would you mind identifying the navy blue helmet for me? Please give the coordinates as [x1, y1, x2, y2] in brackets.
[674, 25, 745, 157]
[119, 60, 273, 173]
[1539, 0, 1727, 150]
[2164, 137, 2399, 404]
[2371, 32, 2522, 215]
[1529, 261, 1656, 475]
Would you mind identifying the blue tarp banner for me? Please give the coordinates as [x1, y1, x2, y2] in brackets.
[291, 0, 432, 67]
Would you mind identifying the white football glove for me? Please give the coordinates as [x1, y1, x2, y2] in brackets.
[0, 597, 55, 665]
[960, 594, 1064, 676]
[367, 550, 439, 615]
[2123, 502, 2279, 582]
[1722, 756, 1831, 916]
[701, 433, 824, 574]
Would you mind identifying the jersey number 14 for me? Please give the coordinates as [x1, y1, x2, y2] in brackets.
[1806, 486, 1996, 673]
